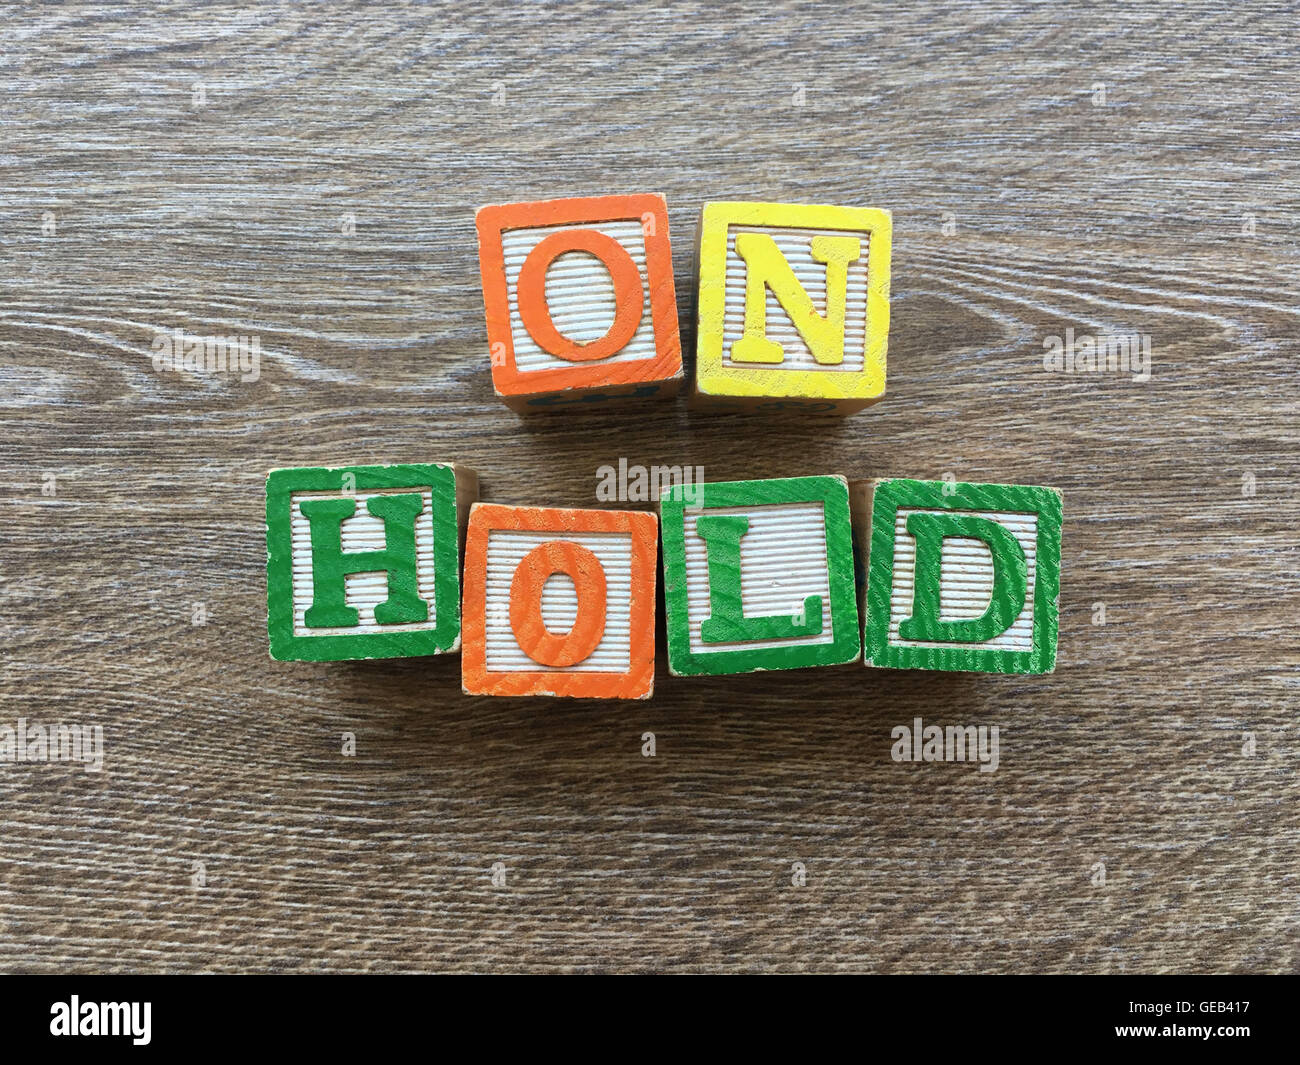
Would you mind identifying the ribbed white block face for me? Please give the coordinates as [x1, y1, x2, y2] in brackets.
[887, 508, 1038, 652]
[681, 501, 834, 655]
[501, 219, 654, 372]
[482, 530, 633, 673]
[289, 488, 438, 637]
[722, 225, 871, 373]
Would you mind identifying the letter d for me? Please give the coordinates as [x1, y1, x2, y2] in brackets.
[899, 513, 1027, 643]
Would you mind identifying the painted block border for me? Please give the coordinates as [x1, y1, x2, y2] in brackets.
[461, 503, 659, 699]
[863, 478, 1062, 674]
[266, 463, 463, 662]
[475, 194, 683, 399]
[660, 475, 861, 676]
[695, 201, 891, 403]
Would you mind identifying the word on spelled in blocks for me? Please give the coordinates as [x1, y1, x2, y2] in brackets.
[460, 503, 659, 699]
[659, 475, 861, 676]
[854, 478, 1062, 674]
[693, 201, 891, 415]
[266, 463, 478, 662]
[475, 194, 683, 412]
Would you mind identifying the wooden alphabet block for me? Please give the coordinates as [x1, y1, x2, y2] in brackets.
[460, 503, 658, 698]
[659, 475, 861, 676]
[266, 462, 477, 662]
[692, 201, 891, 415]
[475, 194, 683, 412]
[855, 478, 1062, 674]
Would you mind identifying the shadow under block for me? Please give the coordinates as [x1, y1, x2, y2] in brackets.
[854, 478, 1062, 674]
[266, 462, 478, 662]
[691, 201, 891, 415]
[461, 503, 658, 699]
[475, 194, 684, 412]
[660, 475, 861, 676]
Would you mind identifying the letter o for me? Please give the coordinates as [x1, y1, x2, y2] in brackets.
[515, 229, 644, 362]
[509, 541, 607, 667]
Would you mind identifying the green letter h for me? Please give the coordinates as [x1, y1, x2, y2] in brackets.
[301, 493, 428, 629]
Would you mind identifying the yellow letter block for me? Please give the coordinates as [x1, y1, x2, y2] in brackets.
[693, 201, 891, 415]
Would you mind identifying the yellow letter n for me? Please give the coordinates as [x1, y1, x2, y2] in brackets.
[730, 233, 862, 365]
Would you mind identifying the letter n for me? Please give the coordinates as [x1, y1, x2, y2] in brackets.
[730, 233, 862, 365]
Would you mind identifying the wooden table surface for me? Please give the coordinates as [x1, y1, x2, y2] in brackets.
[2, 1, 1296, 974]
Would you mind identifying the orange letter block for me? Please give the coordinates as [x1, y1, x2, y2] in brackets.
[475, 195, 683, 412]
[461, 503, 658, 698]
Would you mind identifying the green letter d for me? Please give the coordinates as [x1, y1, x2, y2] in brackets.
[898, 512, 1027, 644]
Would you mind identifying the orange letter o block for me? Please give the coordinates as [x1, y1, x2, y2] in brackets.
[509, 541, 607, 667]
[515, 229, 644, 362]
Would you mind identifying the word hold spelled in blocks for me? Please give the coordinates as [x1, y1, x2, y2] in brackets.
[461, 504, 658, 699]
[694, 201, 891, 415]
[266, 463, 477, 661]
[476, 194, 683, 411]
[660, 475, 861, 676]
[857, 478, 1062, 674]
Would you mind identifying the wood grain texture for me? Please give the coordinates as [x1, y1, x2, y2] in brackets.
[1, 0, 1297, 973]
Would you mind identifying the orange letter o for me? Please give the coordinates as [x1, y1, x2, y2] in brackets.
[515, 229, 644, 362]
[509, 541, 607, 667]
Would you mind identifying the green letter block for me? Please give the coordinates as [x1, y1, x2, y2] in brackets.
[265, 463, 474, 662]
[660, 475, 860, 676]
[860, 478, 1062, 674]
